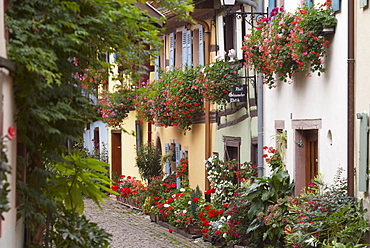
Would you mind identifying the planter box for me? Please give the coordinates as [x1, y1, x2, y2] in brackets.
[149, 212, 157, 222]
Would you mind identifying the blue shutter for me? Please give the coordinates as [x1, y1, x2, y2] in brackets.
[360, 0, 368, 8]
[113, 52, 117, 63]
[268, 0, 275, 14]
[332, 0, 341, 11]
[154, 56, 160, 80]
[169, 33, 175, 69]
[182, 29, 187, 70]
[175, 143, 181, 188]
[165, 143, 171, 175]
[198, 26, 204, 66]
[306, 0, 313, 8]
[186, 30, 192, 67]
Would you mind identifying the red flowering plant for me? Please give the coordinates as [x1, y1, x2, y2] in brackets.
[111, 175, 146, 206]
[99, 86, 135, 128]
[197, 202, 229, 241]
[165, 187, 200, 228]
[243, 0, 337, 88]
[262, 146, 284, 171]
[135, 66, 203, 131]
[135, 59, 241, 132]
[198, 58, 240, 105]
[175, 157, 188, 184]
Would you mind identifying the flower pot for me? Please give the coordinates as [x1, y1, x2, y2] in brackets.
[321, 26, 335, 36]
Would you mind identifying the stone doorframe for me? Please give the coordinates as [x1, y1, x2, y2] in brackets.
[291, 119, 322, 195]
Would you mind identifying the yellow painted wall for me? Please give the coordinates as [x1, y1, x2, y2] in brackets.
[154, 122, 215, 193]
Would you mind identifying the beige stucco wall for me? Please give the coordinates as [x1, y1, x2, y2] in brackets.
[354, 2, 370, 201]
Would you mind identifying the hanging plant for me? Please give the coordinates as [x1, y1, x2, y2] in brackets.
[242, 0, 337, 88]
[198, 59, 240, 105]
[135, 59, 240, 132]
[99, 86, 135, 128]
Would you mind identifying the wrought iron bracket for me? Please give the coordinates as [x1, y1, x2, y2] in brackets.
[225, 11, 268, 27]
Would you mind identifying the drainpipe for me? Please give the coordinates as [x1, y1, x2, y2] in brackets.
[193, 19, 211, 190]
[348, 0, 355, 197]
[256, 0, 264, 178]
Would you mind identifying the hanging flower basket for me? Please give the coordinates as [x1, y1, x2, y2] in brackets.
[242, 0, 337, 88]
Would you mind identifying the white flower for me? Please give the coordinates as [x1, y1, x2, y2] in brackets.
[180, 188, 185, 192]
[188, 201, 192, 205]
[183, 209, 187, 213]
[223, 233, 227, 238]
[164, 204, 170, 208]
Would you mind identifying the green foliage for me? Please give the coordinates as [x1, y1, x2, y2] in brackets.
[0, 136, 12, 218]
[6, 0, 193, 245]
[135, 143, 163, 183]
[223, 148, 294, 247]
[49, 209, 112, 248]
[285, 169, 369, 247]
[48, 151, 117, 214]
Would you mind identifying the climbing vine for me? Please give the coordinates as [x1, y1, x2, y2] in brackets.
[5, 0, 193, 246]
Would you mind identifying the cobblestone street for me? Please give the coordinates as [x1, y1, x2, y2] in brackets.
[84, 197, 214, 248]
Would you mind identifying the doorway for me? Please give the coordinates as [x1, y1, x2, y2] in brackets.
[111, 131, 122, 180]
[295, 129, 318, 195]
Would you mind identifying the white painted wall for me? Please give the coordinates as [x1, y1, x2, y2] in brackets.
[83, 121, 109, 158]
[261, 0, 348, 185]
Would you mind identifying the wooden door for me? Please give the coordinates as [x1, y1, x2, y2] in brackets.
[111, 132, 122, 179]
[304, 130, 318, 186]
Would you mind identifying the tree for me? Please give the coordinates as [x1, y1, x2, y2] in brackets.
[5, 0, 193, 246]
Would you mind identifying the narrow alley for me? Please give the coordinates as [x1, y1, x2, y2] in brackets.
[84, 197, 214, 248]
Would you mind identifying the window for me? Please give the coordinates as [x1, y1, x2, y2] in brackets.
[223, 136, 241, 184]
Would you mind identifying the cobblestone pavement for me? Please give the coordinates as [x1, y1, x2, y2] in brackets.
[84, 197, 215, 248]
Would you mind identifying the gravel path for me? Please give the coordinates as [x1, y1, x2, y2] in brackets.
[84, 197, 214, 248]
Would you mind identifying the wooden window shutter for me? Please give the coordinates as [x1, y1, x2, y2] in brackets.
[175, 143, 181, 188]
[360, 0, 368, 8]
[182, 29, 188, 70]
[198, 26, 204, 66]
[169, 33, 175, 69]
[186, 30, 192, 67]
[154, 56, 160, 80]
[332, 0, 341, 11]
[165, 143, 171, 175]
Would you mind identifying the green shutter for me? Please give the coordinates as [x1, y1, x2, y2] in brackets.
[358, 113, 369, 192]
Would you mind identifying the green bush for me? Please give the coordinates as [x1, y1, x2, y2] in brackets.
[135, 143, 162, 183]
